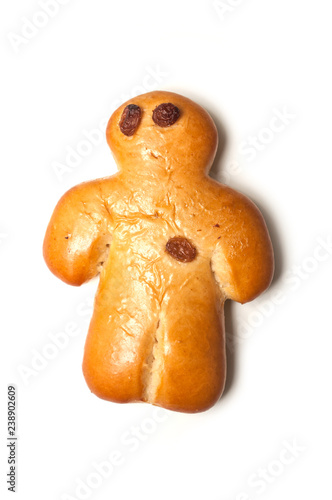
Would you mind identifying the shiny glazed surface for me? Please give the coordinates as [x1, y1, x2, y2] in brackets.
[43, 91, 274, 413]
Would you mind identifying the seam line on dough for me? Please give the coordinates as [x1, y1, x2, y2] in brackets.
[210, 244, 236, 300]
[142, 313, 165, 403]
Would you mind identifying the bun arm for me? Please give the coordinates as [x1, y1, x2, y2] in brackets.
[43, 181, 112, 286]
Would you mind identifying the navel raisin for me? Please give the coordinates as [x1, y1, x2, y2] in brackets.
[165, 237, 197, 263]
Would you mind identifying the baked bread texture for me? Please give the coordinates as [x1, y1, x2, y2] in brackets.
[43, 91, 274, 413]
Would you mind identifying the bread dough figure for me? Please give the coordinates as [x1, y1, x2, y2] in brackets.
[43, 91, 274, 413]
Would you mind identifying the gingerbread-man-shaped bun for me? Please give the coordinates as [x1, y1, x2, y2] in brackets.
[43, 91, 274, 413]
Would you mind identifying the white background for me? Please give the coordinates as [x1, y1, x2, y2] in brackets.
[1, 1, 331, 499]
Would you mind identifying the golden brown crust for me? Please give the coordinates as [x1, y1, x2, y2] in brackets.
[43, 179, 113, 286]
[150, 262, 226, 413]
[43, 91, 274, 413]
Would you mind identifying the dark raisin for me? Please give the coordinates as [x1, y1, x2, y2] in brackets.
[213, 224, 220, 228]
[165, 236, 197, 263]
[119, 104, 142, 136]
[152, 103, 180, 127]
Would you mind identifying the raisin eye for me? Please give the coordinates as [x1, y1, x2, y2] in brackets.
[152, 103, 180, 127]
[119, 104, 142, 136]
